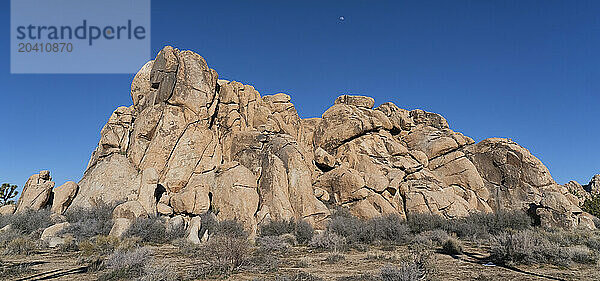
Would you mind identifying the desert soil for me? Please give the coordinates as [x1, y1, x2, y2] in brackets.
[3, 241, 596, 281]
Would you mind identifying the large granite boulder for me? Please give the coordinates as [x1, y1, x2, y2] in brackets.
[16, 171, 55, 213]
[66, 46, 593, 232]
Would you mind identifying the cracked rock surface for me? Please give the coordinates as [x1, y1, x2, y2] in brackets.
[64, 46, 594, 233]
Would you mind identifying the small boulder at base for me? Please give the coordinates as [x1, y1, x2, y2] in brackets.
[109, 218, 132, 237]
[112, 201, 148, 220]
[41, 222, 70, 244]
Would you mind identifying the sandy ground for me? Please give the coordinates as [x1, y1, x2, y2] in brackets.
[3, 241, 597, 281]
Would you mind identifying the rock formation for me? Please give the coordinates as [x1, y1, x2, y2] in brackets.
[15, 46, 595, 234]
[15, 170, 55, 213]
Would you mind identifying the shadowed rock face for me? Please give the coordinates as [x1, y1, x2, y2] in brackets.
[64, 46, 594, 232]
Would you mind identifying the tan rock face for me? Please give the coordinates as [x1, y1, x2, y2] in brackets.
[51, 181, 79, 214]
[0, 205, 15, 215]
[70, 46, 594, 231]
[16, 171, 55, 213]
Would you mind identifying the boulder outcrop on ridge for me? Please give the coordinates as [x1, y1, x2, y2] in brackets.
[48, 46, 593, 234]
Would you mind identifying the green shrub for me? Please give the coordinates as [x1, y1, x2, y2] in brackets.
[582, 195, 600, 218]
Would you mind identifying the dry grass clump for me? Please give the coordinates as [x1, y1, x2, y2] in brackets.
[62, 202, 115, 240]
[3, 237, 39, 255]
[124, 216, 185, 244]
[0, 209, 52, 236]
[324, 252, 345, 264]
[441, 237, 463, 255]
[253, 271, 324, 281]
[256, 235, 290, 253]
[99, 247, 152, 281]
[489, 229, 598, 266]
[309, 232, 347, 252]
[0, 260, 34, 279]
[175, 219, 251, 279]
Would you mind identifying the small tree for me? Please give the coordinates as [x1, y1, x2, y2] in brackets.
[0, 183, 18, 206]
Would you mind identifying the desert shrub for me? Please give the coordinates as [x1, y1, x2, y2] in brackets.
[214, 219, 248, 239]
[295, 220, 314, 244]
[0, 228, 21, 247]
[196, 212, 248, 240]
[62, 202, 114, 240]
[490, 230, 570, 266]
[185, 235, 250, 278]
[412, 229, 449, 247]
[380, 263, 425, 281]
[328, 211, 374, 245]
[245, 251, 280, 273]
[258, 272, 323, 281]
[99, 247, 153, 281]
[259, 220, 296, 237]
[3, 237, 38, 255]
[0, 209, 52, 235]
[406, 213, 448, 234]
[441, 238, 463, 255]
[259, 219, 314, 245]
[204, 235, 249, 268]
[280, 233, 298, 245]
[452, 210, 532, 239]
[78, 235, 123, 257]
[407, 210, 532, 240]
[369, 214, 411, 243]
[123, 216, 186, 244]
[565, 245, 597, 264]
[0, 261, 33, 279]
[56, 236, 78, 252]
[325, 252, 345, 263]
[582, 195, 600, 218]
[593, 217, 600, 228]
[192, 261, 232, 279]
[309, 232, 347, 252]
[256, 235, 289, 253]
[138, 262, 181, 281]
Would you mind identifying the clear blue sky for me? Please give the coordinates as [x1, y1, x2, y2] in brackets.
[1, 1, 598, 194]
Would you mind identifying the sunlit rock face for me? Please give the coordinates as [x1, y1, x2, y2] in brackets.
[67, 46, 594, 233]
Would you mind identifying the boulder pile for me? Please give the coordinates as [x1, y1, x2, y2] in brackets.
[12, 46, 598, 240]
